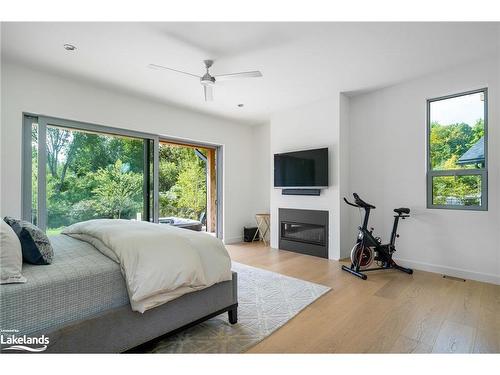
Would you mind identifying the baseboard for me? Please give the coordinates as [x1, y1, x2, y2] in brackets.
[395, 257, 500, 286]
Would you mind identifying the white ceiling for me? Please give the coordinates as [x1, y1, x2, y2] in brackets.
[2, 22, 499, 125]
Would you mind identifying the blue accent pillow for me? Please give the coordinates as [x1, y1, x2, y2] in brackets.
[3, 217, 53, 265]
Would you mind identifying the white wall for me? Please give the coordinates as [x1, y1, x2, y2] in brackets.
[339, 93, 352, 259]
[0, 61, 263, 244]
[4, 54, 497, 284]
[348, 57, 500, 284]
[270, 95, 341, 259]
[250, 122, 271, 240]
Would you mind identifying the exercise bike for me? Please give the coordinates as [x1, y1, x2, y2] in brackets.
[342, 193, 413, 280]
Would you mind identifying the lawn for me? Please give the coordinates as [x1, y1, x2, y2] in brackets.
[46, 227, 64, 236]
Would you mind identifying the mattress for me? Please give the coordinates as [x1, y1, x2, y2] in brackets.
[0, 234, 129, 335]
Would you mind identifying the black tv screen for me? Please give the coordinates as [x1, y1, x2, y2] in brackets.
[274, 148, 328, 188]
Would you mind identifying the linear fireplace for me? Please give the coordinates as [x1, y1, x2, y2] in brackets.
[279, 208, 328, 258]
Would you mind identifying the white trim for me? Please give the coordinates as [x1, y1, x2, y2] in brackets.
[395, 257, 500, 285]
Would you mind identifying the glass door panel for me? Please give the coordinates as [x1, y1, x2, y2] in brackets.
[158, 142, 216, 234]
[44, 124, 147, 234]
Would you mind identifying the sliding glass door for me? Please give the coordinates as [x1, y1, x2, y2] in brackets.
[22, 114, 223, 239]
[24, 116, 155, 233]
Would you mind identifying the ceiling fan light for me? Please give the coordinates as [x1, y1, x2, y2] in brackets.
[201, 77, 215, 86]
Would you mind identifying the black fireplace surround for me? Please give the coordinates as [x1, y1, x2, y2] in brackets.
[278, 208, 328, 258]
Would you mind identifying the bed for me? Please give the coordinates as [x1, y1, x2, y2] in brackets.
[0, 227, 238, 353]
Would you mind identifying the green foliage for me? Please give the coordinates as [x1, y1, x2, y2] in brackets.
[172, 161, 206, 219]
[158, 144, 207, 221]
[91, 160, 143, 219]
[41, 127, 146, 229]
[432, 175, 481, 206]
[430, 120, 484, 170]
[159, 161, 178, 192]
[36, 125, 208, 230]
[430, 119, 484, 206]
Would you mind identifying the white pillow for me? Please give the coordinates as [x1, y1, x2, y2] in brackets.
[1, 220, 27, 284]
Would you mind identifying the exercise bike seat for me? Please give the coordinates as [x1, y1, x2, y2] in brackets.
[394, 207, 410, 215]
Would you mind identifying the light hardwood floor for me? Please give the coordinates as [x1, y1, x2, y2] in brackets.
[226, 242, 500, 353]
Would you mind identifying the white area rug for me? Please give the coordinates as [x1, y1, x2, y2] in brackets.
[146, 262, 331, 353]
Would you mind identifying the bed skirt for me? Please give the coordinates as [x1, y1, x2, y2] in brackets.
[33, 272, 238, 353]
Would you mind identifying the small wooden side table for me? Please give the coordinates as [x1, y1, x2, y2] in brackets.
[252, 213, 270, 246]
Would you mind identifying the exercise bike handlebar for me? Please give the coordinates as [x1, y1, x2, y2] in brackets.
[343, 197, 360, 208]
[353, 193, 376, 209]
[345, 194, 410, 218]
[344, 196, 375, 209]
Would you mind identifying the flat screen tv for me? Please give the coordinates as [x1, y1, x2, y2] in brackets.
[274, 147, 328, 188]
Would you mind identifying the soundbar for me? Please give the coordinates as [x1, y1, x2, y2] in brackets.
[282, 189, 321, 196]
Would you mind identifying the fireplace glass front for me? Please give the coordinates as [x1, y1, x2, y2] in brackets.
[280, 221, 326, 246]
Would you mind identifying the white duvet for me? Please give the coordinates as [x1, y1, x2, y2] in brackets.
[62, 219, 232, 313]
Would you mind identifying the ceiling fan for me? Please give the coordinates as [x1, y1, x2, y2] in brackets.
[148, 60, 262, 101]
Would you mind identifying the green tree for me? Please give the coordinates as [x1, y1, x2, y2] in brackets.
[172, 159, 206, 220]
[159, 160, 179, 192]
[158, 144, 207, 220]
[92, 160, 143, 219]
[430, 119, 485, 206]
[35, 125, 209, 230]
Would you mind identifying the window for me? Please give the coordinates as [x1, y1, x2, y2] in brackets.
[23, 115, 155, 234]
[22, 114, 224, 238]
[427, 89, 488, 210]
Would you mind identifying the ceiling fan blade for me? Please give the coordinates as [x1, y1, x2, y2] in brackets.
[148, 64, 200, 78]
[204, 85, 214, 101]
[214, 71, 262, 81]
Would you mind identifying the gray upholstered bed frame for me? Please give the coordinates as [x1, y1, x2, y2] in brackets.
[36, 272, 238, 353]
